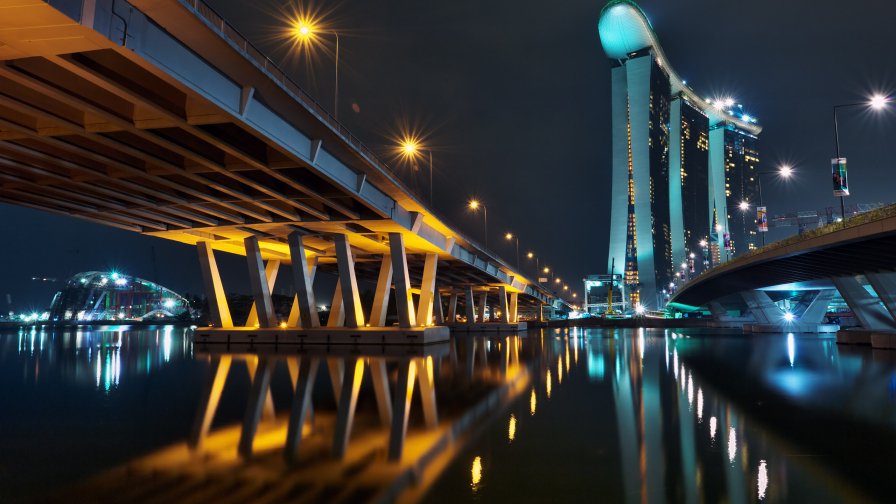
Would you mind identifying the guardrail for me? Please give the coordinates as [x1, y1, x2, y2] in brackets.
[685, 202, 896, 284]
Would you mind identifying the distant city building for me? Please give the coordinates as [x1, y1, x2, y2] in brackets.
[49, 271, 193, 322]
[599, 0, 762, 309]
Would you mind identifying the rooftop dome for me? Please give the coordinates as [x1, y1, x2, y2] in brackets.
[598, 0, 655, 60]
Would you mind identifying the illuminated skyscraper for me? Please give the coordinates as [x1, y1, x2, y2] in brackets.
[599, 0, 762, 309]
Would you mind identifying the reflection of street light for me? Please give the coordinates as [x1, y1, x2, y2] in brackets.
[468, 199, 488, 249]
[833, 94, 891, 220]
[505, 232, 520, 270]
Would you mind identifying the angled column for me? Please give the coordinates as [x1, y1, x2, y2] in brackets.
[287, 232, 320, 328]
[369, 254, 393, 327]
[327, 279, 345, 327]
[334, 234, 364, 328]
[740, 290, 784, 324]
[433, 291, 445, 325]
[477, 292, 488, 323]
[416, 253, 439, 327]
[389, 233, 417, 328]
[447, 292, 459, 323]
[244, 236, 277, 328]
[245, 259, 280, 327]
[833, 276, 896, 331]
[496, 286, 509, 323]
[196, 241, 233, 328]
[866, 272, 896, 322]
[416, 357, 438, 428]
[799, 289, 835, 324]
[465, 286, 476, 325]
[509, 292, 519, 323]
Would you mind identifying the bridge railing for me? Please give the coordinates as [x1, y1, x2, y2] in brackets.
[183, 0, 401, 192]
[177, 0, 545, 294]
[684, 202, 896, 285]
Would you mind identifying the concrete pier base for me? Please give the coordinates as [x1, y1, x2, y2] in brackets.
[193, 326, 450, 345]
[870, 332, 896, 349]
[745, 323, 839, 334]
[449, 322, 528, 333]
[836, 329, 873, 345]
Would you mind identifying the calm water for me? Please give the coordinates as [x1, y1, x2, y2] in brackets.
[2, 326, 895, 503]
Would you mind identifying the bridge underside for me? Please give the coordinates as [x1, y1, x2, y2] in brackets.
[0, 0, 550, 321]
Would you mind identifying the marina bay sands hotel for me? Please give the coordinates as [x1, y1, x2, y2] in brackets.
[599, 0, 762, 309]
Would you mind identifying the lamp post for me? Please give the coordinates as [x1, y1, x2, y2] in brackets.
[400, 139, 434, 204]
[291, 19, 340, 120]
[505, 232, 520, 270]
[527, 251, 539, 277]
[755, 164, 794, 246]
[469, 199, 488, 249]
[832, 94, 890, 221]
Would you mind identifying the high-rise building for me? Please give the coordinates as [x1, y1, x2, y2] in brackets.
[599, 0, 762, 309]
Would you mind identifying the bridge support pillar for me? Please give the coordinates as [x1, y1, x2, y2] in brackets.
[415, 253, 439, 327]
[196, 241, 233, 328]
[287, 232, 320, 329]
[334, 234, 365, 329]
[477, 292, 488, 324]
[833, 276, 896, 331]
[509, 292, 519, 323]
[447, 292, 458, 323]
[389, 233, 417, 329]
[866, 272, 896, 322]
[740, 290, 784, 324]
[496, 286, 509, 323]
[369, 254, 393, 327]
[244, 236, 278, 328]
[465, 286, 476, 325]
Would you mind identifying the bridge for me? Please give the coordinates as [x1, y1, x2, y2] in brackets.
[669, 204, 896, 347]
[0, 0, 554, 342]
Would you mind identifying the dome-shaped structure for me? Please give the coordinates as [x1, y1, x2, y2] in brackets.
[598, 0, 655, 60]
[49, 271, 193, 322]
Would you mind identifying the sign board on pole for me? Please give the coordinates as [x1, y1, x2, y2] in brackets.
[757, 206, 768, 232]
[723, 232, 731, 250]
[832, 158, 849, 196]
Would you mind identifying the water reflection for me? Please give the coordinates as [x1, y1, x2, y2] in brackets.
[6, 327, 896, 502]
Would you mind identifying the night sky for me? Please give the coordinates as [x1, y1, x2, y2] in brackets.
[2, 0, 895, 311]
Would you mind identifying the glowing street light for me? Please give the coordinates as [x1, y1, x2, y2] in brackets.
[468, 199, 488, 249]
[398, 137, 434, 203]
[832, 93, 892, 220]
[505, 232, 520, 270]
[738, 200, 750, 212]
[289, 15, 341, 120]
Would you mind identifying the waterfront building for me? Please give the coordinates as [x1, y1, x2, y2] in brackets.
[599, 0, 762, 308]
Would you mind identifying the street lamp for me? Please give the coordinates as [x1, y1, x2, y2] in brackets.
[754, 164, 794, 246]
[832, 94, 891, 220]
[290, 17, 341, 120]
[505, 232, 520, 270]
[469, 199, 488, 249]
[399, 138, 434, 204]
[527, 251, 540, 276]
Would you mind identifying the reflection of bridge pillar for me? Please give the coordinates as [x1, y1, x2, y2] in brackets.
[239, 357, 274, 458]
[833, 276, 896, 331]
[196, 241, 233, 328]
[285, 357, 319, 461]
[189, 355, 232, 449]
